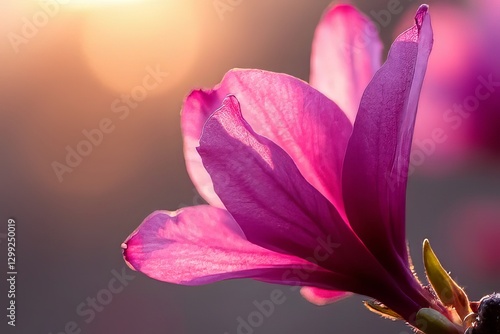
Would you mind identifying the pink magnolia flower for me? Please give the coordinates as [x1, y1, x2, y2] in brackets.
[121, 4, 475, 333]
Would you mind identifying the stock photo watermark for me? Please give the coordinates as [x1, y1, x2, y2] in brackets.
[369, 0, 414, 28]
[48, 267, 135, 334]
[51, 65, 169, 183]
[387, 73, 500, 190]
[6, 219, 17, 327]
[7, 0, 73, 54]
[213, 0, 244, 21]
[223, 235, 340, 334]
[223, 289, 286, 334]
[338, 0, 416, 55]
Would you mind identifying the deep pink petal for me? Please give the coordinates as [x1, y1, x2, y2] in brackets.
[195, 95, 430, 318]
[126, 94, 431, 319]
[342, 6, 433, 274]
[182, 69, 351, 214]
[310, 4, 382, 123]
[197, 95, 347, 259]
[123, 205, 339, 287]
[407, 4, 480, 170]
[300, 287, 351, 306]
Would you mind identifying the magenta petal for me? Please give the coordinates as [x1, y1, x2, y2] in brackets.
[123, 205, 337, 286]
[196, 95, 408, 294]
[342, 6, 433, 269]
[300, 287, 351, 306]
[126, 95, 429, 319]
[197, 95, 349, 258]
[182, 69, 351, 214]
[310, 4, 382, 123]
[182, 90, 226, 208]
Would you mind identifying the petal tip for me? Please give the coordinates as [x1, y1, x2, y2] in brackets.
[415, 4, 429, 29]
[327, 3, 357, 15]
[221, 94, 240, 108]
[121, 240, 138, 272]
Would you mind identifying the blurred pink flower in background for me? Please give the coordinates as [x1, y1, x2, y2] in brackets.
[123, 5, 444, 330]
[403, 0, 500, 173]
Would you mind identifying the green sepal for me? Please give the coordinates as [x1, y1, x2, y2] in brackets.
[363, 300, 402, 320]
[422, 239, 472, 319]
[416, 308, 461, 334]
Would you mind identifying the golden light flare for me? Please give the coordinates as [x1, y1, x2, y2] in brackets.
[81, 1, 201, 96]
[37, 0, 144, 10]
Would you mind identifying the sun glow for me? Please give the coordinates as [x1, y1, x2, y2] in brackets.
[81, 1, 201, 95]
[40, 0, 145, 9]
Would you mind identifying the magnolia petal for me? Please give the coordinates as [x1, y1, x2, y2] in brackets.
[122, 205, 338, 287]
[197, 96, 368, 271]
[300, 287, 351, 306]
[195, 96, 426, 315]
[182, 69, 352, 214]
[182, 90, 226, 208]
[342, 6, 433, 275]
[409, 3, 479, 171]
[310, 4, 382, 123]
[197, 95, 347, 259]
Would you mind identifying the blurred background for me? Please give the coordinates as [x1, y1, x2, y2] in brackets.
[1, 0, 499, 333]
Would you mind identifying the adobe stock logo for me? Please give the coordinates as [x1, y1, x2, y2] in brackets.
[213, 0, 243, 21]
[48, 267, 135, 334]
[386, 73, 500, 191]
[7, 0, 72, 54]
[223, 235, 340, 334]
[51, 65, 169, 182]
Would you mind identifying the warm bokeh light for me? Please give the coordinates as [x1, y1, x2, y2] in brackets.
[38, 0, 145, 9]
[81, 1, 201, 96]
[71, 0, 143, 4]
